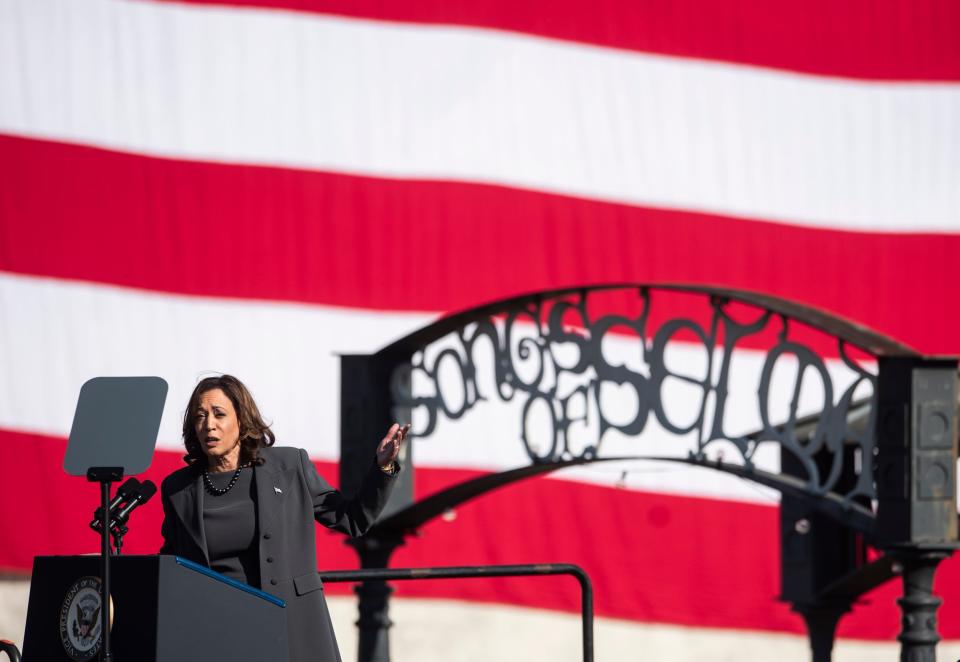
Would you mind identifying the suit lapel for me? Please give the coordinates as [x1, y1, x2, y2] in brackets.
[255, 454, 296, 538]
[254, 461, 280, 537]
[169, 471, 209, 564]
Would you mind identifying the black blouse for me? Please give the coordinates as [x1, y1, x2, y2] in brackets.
[202, 467, 260, 587]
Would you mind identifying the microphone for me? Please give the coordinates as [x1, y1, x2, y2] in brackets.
[110, 480, 158, 529]
[89, 477, 142, 532]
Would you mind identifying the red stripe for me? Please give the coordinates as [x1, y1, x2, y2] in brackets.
[152, 0, 960, 81]
[1, 135, 957, 355]
[2, 429, 959, 638]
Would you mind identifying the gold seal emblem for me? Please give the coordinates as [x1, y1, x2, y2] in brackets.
[59, 576, 104, 661]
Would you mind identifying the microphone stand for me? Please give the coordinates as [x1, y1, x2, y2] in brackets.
[111, 524, 128, 556]
[87, 466, 122, 662]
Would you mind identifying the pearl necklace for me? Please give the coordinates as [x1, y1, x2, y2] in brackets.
[203, 464, 249, 496]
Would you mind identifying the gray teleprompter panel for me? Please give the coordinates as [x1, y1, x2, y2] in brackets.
[64, 376, 168, 476]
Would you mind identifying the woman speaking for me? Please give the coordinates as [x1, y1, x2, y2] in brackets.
[159, 374, 407, 662]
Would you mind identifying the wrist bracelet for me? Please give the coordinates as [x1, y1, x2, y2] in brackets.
[379, 461, 398, 475]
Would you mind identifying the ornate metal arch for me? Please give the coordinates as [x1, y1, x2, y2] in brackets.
[339, 283, 957, 662]
[378, 284, 920, 503]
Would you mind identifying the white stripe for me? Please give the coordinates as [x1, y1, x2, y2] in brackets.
[1, 272, 877, 504]
[0, 0, 958, 232]
[0, 271, 432, 459]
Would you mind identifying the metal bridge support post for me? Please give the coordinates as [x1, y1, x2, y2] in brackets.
[347, 533, 406, 662]
[780, 442, 866, 662]
[875, 358, 959, 662]
[341, 352, 414, 662]
[794, 602, 850, 662]
[893, 550, 951, 662]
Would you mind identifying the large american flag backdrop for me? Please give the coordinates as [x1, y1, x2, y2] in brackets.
[1, 0, 959, 658]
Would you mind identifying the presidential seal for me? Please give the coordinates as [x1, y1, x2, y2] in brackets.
[59, 576, 103, 661]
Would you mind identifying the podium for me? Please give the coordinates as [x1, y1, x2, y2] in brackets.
[21, 555, 288, 662]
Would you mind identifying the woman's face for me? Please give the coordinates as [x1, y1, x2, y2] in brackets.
[194, 388, 241, 464]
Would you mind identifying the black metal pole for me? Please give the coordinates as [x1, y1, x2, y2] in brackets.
[574, 565, 594, 662]
[87, 466, 121, 662]
[893, 550, 951, 662]
[99, 479, 113, 662]
[346, 535, 405, 662]
[794, 602, 849, 662]
[319, 563, 594, 662]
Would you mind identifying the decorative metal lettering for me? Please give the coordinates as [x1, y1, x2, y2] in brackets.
[392, 288, 878, 500]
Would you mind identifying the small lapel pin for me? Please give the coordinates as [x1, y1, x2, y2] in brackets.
[274, 486, 283, 494]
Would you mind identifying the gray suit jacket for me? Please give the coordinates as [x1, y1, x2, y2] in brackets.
[160, 445, 397, 662]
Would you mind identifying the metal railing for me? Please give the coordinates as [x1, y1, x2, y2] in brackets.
[0, 639, 21, 662]
[318, 563, 594, 662]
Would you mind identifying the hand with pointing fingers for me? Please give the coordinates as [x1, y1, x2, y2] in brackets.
[376, 422, 410, 472]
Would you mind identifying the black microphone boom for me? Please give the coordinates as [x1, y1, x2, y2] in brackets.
[89, 477, 141, 532]
[111, 480, 158, 528]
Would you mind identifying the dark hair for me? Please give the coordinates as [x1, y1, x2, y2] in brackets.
[182, 374, 275, 466]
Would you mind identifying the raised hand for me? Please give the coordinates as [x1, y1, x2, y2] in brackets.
[376, 423, 410, 470]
